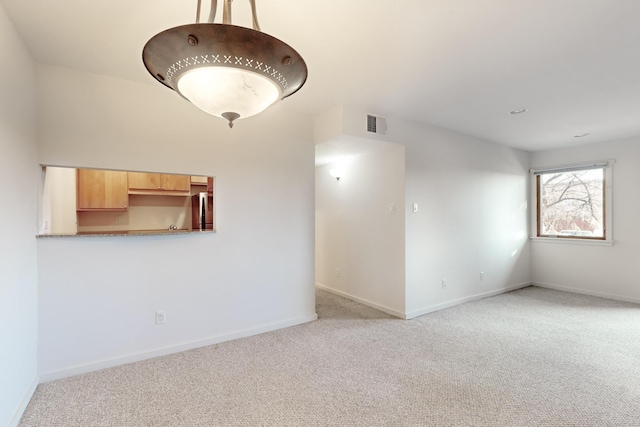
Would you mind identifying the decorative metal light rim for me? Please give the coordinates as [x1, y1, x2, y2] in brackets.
[142, 0, 308, 127]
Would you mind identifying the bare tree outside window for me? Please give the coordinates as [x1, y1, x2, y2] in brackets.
[537, 168, 605, 239]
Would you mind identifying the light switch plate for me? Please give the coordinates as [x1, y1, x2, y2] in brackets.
[155, 311, 166, 325]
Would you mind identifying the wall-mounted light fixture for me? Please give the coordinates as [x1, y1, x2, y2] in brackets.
[142, 0, 308, 128]
[329, 168, 343, 181]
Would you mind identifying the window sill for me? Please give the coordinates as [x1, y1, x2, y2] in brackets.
[529, 236, 614, 247]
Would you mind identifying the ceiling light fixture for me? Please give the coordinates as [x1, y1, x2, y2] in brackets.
[509, 109, 528, 115]
[142, 0, 308, 128]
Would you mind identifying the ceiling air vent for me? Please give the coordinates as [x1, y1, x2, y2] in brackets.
[367, 114, 387, 135]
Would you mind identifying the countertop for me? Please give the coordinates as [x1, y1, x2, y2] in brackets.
[36, 229, 215, 238]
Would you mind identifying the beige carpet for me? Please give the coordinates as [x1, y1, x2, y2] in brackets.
[19, 286, 640, 426]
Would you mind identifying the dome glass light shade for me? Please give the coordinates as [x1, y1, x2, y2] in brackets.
[176, 67, 281, 121]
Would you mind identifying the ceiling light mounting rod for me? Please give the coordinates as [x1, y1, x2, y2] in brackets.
[208, 0, 217, 23]
[143, 0, 308, 128]
[218, 0, 260, 30]
[249, 0, 261, 31]
[196, 0, 217, 23]
[223, 0, 232, 25]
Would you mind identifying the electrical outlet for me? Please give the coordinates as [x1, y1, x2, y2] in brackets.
[115, 215, 124, 224]
[413, 203, 418, 213]
[480, 272, 484, 281]
[155, 311, 166, 325]
[441, 279, 447, 289]
[388, 203, 396, 214]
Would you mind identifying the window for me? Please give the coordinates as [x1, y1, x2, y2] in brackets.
[533, 162, 611, 241]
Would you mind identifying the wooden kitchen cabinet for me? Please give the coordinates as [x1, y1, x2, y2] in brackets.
[162, 174, 191, 191]
[127, 172, 161, 190]
[76, 169, 129, 211]
[128, 172, 190, 195]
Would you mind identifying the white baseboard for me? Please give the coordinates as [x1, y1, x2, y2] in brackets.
[9, 375, 39, 427]
[39, 313, 318, 383]
[532, 281, 640, 305]
[405, 282, 533, 319]
[315, 283, 407, 319]
[316, 282, 533, 320]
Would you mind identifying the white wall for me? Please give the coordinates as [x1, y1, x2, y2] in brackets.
[315, 106, 531, 319]
[36, 64, 316, 380]
[530, 137, 640, 303]
[41, 166, 77, 234]
[0, 4, 39, 426]
[401, 123, 531, 317]
[315, 142, 406, 316]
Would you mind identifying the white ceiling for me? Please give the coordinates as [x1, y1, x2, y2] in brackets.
[3, 0, 640, 152]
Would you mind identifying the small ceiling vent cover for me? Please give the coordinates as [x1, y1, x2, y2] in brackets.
[367, 114, 387, 135]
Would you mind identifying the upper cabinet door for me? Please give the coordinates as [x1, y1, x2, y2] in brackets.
[77, 169, 128, 211]
[128, 172, 162, 190]
[161, 174, 190, 191]
[127, 172, 190, 195]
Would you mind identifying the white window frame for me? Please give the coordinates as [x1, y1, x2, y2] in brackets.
[530, 160, 614, 246]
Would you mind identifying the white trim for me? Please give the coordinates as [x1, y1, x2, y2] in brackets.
[529, 159, 613, 175]
[530, 236, 614, 246]
[9, 375, 39, 427]
[405, 282, 532, 319]
[532, 281, 640, 306]
[315, 283, 406, 319]
[315, 282, 534, 321]
[39, 314, 318, 383]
